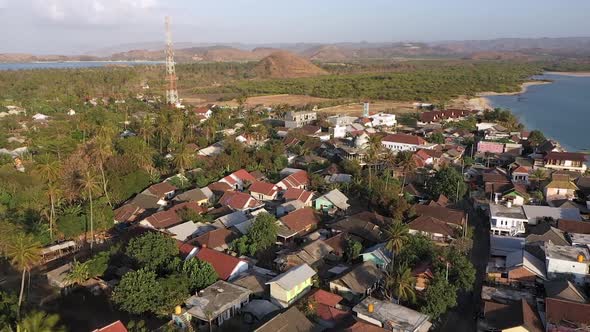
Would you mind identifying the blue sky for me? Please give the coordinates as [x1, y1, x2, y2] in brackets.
[1, 0, 589, 54]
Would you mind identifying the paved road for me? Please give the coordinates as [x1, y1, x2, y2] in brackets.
[436, 203, 490, 332]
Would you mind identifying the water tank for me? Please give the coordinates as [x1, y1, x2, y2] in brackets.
[175, 305, 182, 315]
[578, 254, 585, 263]
[368, 303, 374, 313]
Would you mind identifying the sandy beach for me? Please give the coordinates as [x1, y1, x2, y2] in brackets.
[476, 80, 552, 97]
[545, 71, 590, 77]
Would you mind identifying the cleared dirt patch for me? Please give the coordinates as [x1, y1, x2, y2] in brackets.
[209, 94, 332, 107]
[318, 100, 416, 116]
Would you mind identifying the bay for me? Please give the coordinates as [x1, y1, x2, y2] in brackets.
[487, 73, 590, 153]
[0, 61, 164, 71]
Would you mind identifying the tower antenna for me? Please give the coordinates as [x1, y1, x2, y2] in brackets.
[164, 16, 179, 106]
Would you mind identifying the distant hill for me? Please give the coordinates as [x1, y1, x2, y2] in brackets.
[254, 51, 328, 78]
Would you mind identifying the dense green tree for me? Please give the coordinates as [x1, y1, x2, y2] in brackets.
[15, 311, 65, 332]
[429, 132, 445, 144]
[527, 130, 546, 147]
[181, 259, 218, 292]
[232, 213, 278, 256]
[0, 291, 18, 329]
[382, 262, 416, 304]
[126, 232, 179, 271]
[445, 248, 476, 291]
[420, 275, 458, 320]
[65, 260, 90, 286]
[427, 166, 467, 202]
[344, 239, 363, 263]
[112, 269, 162, 315]
[384, 221, 409, 257]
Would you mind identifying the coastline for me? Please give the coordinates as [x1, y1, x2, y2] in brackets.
[476, 80, 551, 97]
[544, 71, 590, 77]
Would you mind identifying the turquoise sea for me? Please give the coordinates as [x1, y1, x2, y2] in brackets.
[487, 73, 590, 152]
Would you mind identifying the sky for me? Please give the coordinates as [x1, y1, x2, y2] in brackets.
[1, 0, 589, 54]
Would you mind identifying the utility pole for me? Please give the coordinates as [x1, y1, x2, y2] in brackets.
[164, 16, 179, 106]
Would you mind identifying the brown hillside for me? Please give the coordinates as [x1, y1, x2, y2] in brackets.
[307, 45, 348, 62]
[254, 51, 328, 78]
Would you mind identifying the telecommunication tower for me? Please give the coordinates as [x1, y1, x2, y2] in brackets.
[164, 16, 179, 106]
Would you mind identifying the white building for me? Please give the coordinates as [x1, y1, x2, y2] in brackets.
[369, 113, 396, 127]
[489, 203, 527, 236]
[381, 134, 433, 153]
[331, 125, 347, 138]
[284, 111, 317, 128]
[327, 115, 357, 127]
[545, 242, 589, 285]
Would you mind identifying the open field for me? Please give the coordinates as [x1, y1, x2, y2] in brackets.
[317, 100, 416, 116]
[185, 94, 333, 107]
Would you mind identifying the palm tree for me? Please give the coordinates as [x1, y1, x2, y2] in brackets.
[384, 220, 410, 254]
[173, 145, 194, 175]
[396, 150, 416, 191]
[16, 311, 65, 332]
[382, 262, 416, 304]
[65, 260, 90, 286]
[78, 171, 100, 251]
[5, 233, 42, 317]
[90, 137, 114, 207]
[34, 156, 60, 183]
[44, 183, 61, 241]
[530, 168, 547, 190]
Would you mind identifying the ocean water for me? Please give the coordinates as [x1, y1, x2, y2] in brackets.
[0, 61, 164, 71]
[487, 73, 590, 152]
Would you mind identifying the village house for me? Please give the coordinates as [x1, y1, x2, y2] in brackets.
[480, 299, 543, 332]
[544, 173, 579, 202]
[166, 221, 216, 242]
[329, 261, 383, 301]
[173, 187, 213, 206]
[284, 110, 317, 128]
[139, 201, 206, 229]
[192, 106, 213, 120]
[219, 169, 257, 190]
[331, 212, 387, 245]
[283, 188, 314, 206]
[181, 281, 251, 329]
[113, 203, 144, 224]
[418, 109, 475, 125]
[193, 228, 239, 252]
[306, 289, 350, 328]
[277, 207, 320, 242]
[218, 191, 263, 211]
[544, 280, 590, 331]
[369, 112, 397, 127]
[544, 152, 588, 173]
[412, 262, 434, 291]
[266, 263, 316, 308]
[413, 204, 466, 230]
[408, 215, 458, 243]
[194, 246, 249, 281]
[92, 320, 128, 332]
[328, 114, 358, 127]
[360, 243, 392, 270]
[314, 189, 350, 214]
[381, 133, 433, 153]
[276, 169, 309, 191]
[254, 306, 315, 332]
[274, 239, 334, 271]
[486, 249, 546, 287]
[249, 181, 279, 201]
[489, 203, 527, 236]
[545, 242, 590, 285]
[143, 182, 177, 206]
[353, 297, 432, 332]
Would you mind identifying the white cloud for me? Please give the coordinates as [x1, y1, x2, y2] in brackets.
[30, 0, 160, 25]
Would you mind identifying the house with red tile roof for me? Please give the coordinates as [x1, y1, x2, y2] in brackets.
[249, 181, 279, 201]
[283, 188, 314, 206]
[276, 170, 309, 191]
[308, 289, 350, 328]
[192, 106, 212, 120]
[381, 134, 433, 153]
[277, 207, 320, 242]
[92, 320, 128, 332]
[193, 228, 238, 251]
[139, 201, 206, 229]
[544, 152, 588, 173]
[144, 182, 177, 206]
[194, 247, 248, 281]
[219, 169, 257, 190]
[219, 191, 263, 211]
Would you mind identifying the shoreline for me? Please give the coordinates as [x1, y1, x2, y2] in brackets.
[544, 71, 590, 77]
[476, 80, 551, 97]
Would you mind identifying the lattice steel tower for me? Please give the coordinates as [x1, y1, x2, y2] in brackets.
[164, 16, 179, 105]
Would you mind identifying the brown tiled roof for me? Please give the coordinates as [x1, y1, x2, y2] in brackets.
[193, 228, 238, 250]
[557, 219, 590, 234]
[280, 207, 320, 234]
[232, 169, 257, 183]
[381, 133, 427, 145]
[93, 321, 128, 332]
[147, 182, 177, 197]
[249, 181, 278, 197]
[483, 300, 543, 332]
[219, 191, 260, 210]
[279, 170, 310, 189]
[309, 289, 342, 307]
[408, 215, 456, 237]
[546, 297, 590, 327]
[545, 152, 587, 162]
[144, 209, 182, 229]
[413, 204, 466, 227]
[341, 321, 389, 332]
[283, 188, 313, 202]
[114, 204, 142, 223]
[255, 307, 315, 332]
[347, 211, 392, 228]
[207, 182, 233, 194]
[194, 247, 242, 281]
[323, 233, 347, 255]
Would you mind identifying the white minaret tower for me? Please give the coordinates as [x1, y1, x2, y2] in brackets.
[363, 101, 370, 117]
[164, 16, 179, 106]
